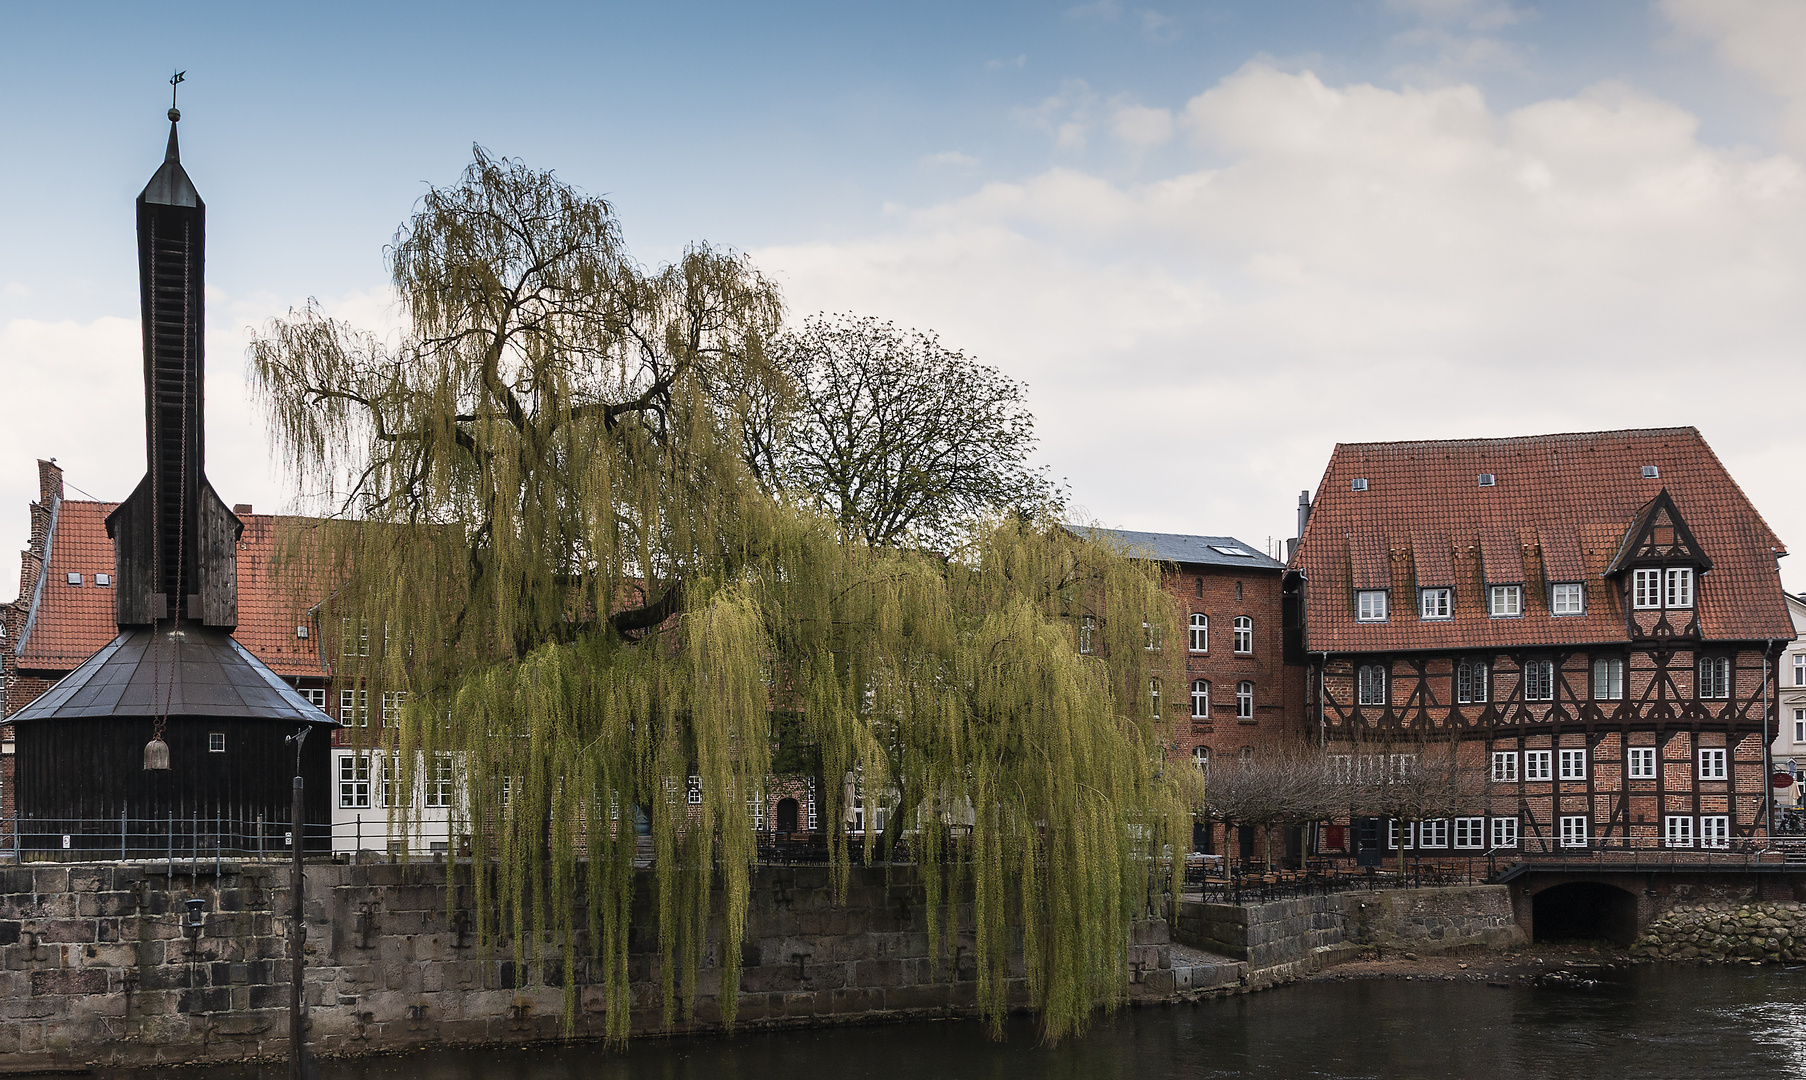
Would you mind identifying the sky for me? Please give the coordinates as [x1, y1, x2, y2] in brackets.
[3, 0, 1805, 595]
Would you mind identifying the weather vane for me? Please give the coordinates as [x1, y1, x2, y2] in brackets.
[169, 70, 186, 122]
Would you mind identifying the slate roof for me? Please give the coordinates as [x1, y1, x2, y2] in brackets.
[1078, 528, 1285, 571]
[13, 500, 331, 680]
[1291, 427, 1792, 653]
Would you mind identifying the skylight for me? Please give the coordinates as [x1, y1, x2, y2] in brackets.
[1210, 545, 1256, 558]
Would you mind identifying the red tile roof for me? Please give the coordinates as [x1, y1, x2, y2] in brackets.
[1291, 428, 1792, 653]
[14, 499, 332, 679]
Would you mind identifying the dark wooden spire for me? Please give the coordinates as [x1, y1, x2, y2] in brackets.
[107, 112, 242, 629]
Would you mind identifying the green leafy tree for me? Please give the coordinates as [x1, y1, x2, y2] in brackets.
[249, 148, 1186, 1045]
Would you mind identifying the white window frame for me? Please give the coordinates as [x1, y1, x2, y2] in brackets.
[1453, 817, 1485, 849]
[1490, 751, 1518, 783]
[1524, 749, 1552, 781]
[1592, 657, 1624, 701]
[1665, 567, 1694, 608]
[1698, 656, 1730, 700]
[1192, 746, 1210, 771]
[1559, 748, 1587, 781]
[1419, 588, 1451, 620]
[1150, 678, 1161, 719]
[1357, 664, 1387, 707]
[340, 688, 369, 727]
[1388, 820, 1415, 850]
[1356, 590, 1388, 622]
[381, 690, 407, 726]
[748, 786, 766, 832]
[425, 754, 455, 809]
[1419, 819, 1449, 849]
[1794, 654, 1806, 688]
[380, 754, 413, 809]
[1079, 615, 1095, 655]
[1627, 746, 1656, 780]
[338, 753, 371, 809]
[1189, 613, 1207, 653]
[300, 687, 327, 711]
[1191, 679, 1210, 719]
[1698, 747, 1727, 781]
[687, 775, 704, 806]
[1490, 816, 1519, 848]
[1236, 681, 1254, 720]
[1550, 582, 1585, 616]
[1233, 616, 1253, 654]
[1488, 584, 1522, 618]
[342, 617, 370, 657]
[1559, 815, 1589, 849]
[1700, 815, 1730, 849]
[1633, 568, 1663, 610]
[1794, 708, 1806, 744]
[1664, 815, 1694, 849]
[208, 732, 226, 753]
[1457, 660, 1488, 705]
[1523, 658, 1554, 702]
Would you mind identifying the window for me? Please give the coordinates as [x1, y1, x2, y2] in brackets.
[381, 691, 407, 726]
[1664, 816, 1694, 848]
[1419, 819, 1448, 849]
[208, 732, 225, 753]
[1551, 583, 1585, 616]
[65, 573, 82, 586]
[425, 755, 454, 808]
[1795, 654, 1806, 687]
[1559, 815, 1589, 848]
[1236, 681, 1254, 719]
[1143, 620, 1157, 651]
[1795, 708, 1806, 744]
[1079, 615, 1094, 655]
[1351, 478, 1368, 491]
[1477, 473, 1496, 487]
[1698, 656, 1730, 700]
[1559, 748, 1587, 781]
[1150, 678, 1161, 719]
[1192, 746, 1210, 771]
[1633, 568, 1661, 609]
[1524, 750, 1552, 781]
[1233, 616, 1253, 654]
[1357, 665, 1387, 707]
[1388, 820, 1413, 849]
[338, 754, 371, 809]
[340, 688, 368, 727]
[95, 572, 111, 587]
[1238, 746, 1253, 770]
[1191, 680, 1210, 719]
[1700, 816, 1730, 849]
[1189, 614, 1208, 653]
[1356, 591, 1388, 621]
[342, 618, 370, 657]
[1195, 578, 1203, 599]
[1523, 659, 1554, 702]
[1490, 751, 1518, 783]
[748, 787, 766, 832]
[1642, 465, 1660, 479]
[1665, 568, 1694, 608]
[1490, 817, 1519, 848]
[687, 775, 703, 805]
[1488, 585, 1522, 617]
[1698, 747, 1727, 781]
[1628, 747, 1656, 780]
[1235, 581, 1243, 601]
[1457, 660, 1489, 705]
[1592, 658, 1623, 701]
[1419, 588, 1451, 619]
[1454, 817, 1485, 849]
[300, 687, 327, 712]
[850, 771, 886, 834]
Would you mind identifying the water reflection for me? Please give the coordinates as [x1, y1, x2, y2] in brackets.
[137, 966, 1806, 1080]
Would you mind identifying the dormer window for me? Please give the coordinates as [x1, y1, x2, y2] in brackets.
[1550, 583, 1585, 616]
[1488, 585, 1522, 618]
[1356, 590, 1388, 621]
[1633, 567, 1693, 609]
[1419, 588, 1451, 619]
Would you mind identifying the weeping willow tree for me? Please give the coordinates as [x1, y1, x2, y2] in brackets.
[248, 147, 1195, 1045]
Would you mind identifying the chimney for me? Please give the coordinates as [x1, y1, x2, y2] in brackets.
[36, 459, 63, 506]
[104, 111, 241, 630]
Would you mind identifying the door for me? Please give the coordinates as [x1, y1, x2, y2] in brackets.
[776, 798, 800, 833]
[1355, 817, 1383, 867]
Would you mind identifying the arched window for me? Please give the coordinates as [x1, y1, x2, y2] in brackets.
[1189, 614, 1208, 653]
[1192, 746, 1210, 771]
[1357, 664, 1387, 706]
[1233, 616, 1253, 654]
[1191, 679, 1210, 718]
[1236, 680, 1254, 719]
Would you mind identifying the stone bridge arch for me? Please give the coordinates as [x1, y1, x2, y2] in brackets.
[1511, 875, 1652, 945]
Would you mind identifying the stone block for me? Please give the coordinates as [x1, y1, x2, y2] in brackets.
[29, 968, 107, 996]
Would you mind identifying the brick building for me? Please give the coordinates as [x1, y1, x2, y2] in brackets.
[1288, 428, 1793, 859]
[1087, 529, 1305, 855]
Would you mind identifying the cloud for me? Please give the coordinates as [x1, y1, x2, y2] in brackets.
[1664, 0, 1806, 150]
[1111, 104, 1175, 148]
[757, 63, 1806, 588]
[1140, 9, 1178, 42]
[921, 150, 980, 169]
[1012, 80, 1101, 152]
[1384, 0, 1530, 32]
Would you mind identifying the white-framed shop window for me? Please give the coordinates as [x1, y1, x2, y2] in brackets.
[1559, 815, 1589, 848]
[1664, 815, 1694, 848]
[1628, 746, 1656, 780]
[1490, 751, 1518, 783]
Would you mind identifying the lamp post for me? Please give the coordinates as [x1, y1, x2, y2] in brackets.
[284, 726, 309, 1080]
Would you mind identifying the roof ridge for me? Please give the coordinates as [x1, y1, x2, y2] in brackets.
[1332, 427, 1699, 453]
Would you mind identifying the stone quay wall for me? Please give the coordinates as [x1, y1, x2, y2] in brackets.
[1172, 885, 1525, 983]
[0, 859, 1180, 1070]
[1629, 899, 1806, 962]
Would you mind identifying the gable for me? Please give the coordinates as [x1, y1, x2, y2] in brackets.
[1607, 489, 1713, 575]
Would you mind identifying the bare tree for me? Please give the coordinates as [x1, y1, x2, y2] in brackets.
[1203, 744, 1339, 869]
[1330, 732, 1484, 873]
[755, 314, 1064, 549]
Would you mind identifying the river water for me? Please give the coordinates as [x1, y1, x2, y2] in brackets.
[151, 966, 1806, 1080]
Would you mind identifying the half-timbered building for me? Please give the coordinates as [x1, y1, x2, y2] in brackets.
[1287, 428, 1793, 858]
